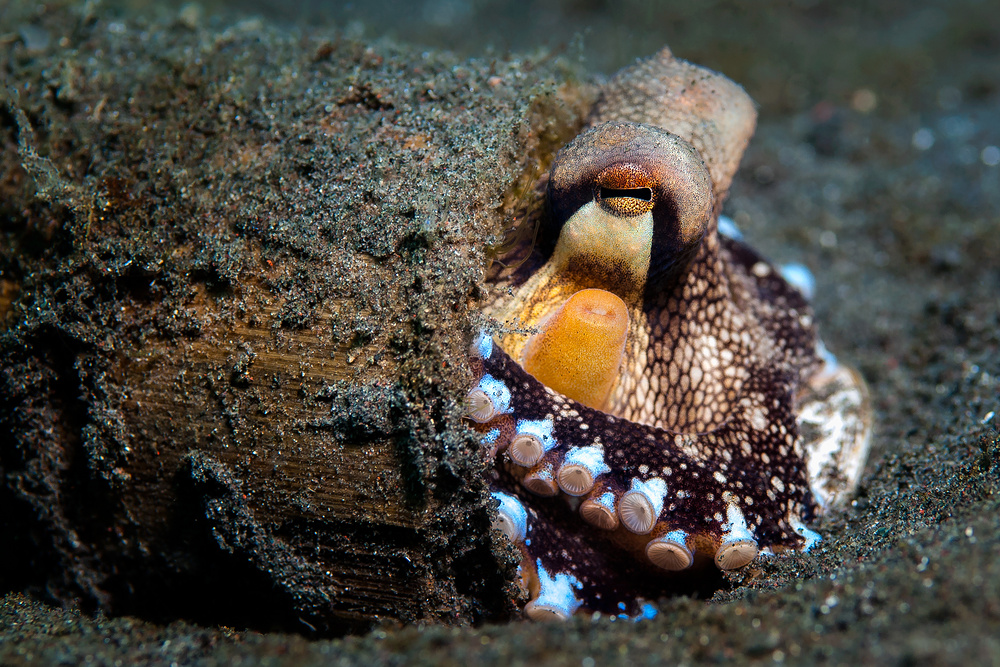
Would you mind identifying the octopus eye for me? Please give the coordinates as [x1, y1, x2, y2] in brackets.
[598, 186, 654, 217]
[600, 186, 652, 201]
[594, 164, 656, 217]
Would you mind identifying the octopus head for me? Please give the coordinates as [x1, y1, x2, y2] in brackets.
[543, 120, 714, 300]
[491, 121, 717, 411]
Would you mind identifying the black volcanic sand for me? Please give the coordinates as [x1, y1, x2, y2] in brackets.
[3, 0, 1000, 664]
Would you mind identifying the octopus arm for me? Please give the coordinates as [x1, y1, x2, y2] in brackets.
[471, 334, 822, 618]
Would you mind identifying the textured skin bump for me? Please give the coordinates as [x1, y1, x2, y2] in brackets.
[522, 288, 629, 410]
[588, 47, 757, 203]
[470, 47, 873, 619]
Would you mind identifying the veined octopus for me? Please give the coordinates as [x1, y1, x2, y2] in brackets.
[466, 48, 872, 620]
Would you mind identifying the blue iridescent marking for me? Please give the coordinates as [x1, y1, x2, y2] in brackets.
[533, 560, 583, 617]
[634, 603, 659, 620]
[816, 340, 840, 372]
[717, 214, 743, 240]
[661, 529, 689, 545]
[515, 418, 556, 452]
[721, 501, 755, 543]
[779, 262, 816, 301]
[790, 517, 823, 551]
[491, 490, 528, 543]
[473, 331, 494, 360]
[629, 476, 668, 516]
[476, 373, 512, 415]
[563, 444, 610, 477]
[596, 491, 616, 510]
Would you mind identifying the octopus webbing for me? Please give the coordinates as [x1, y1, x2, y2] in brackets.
[466, 48, 873, 620]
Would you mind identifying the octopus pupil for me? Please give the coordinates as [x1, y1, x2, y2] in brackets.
[600, 186, 652, 202]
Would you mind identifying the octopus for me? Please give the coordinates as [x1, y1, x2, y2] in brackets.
[466, 48, 873, 620]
